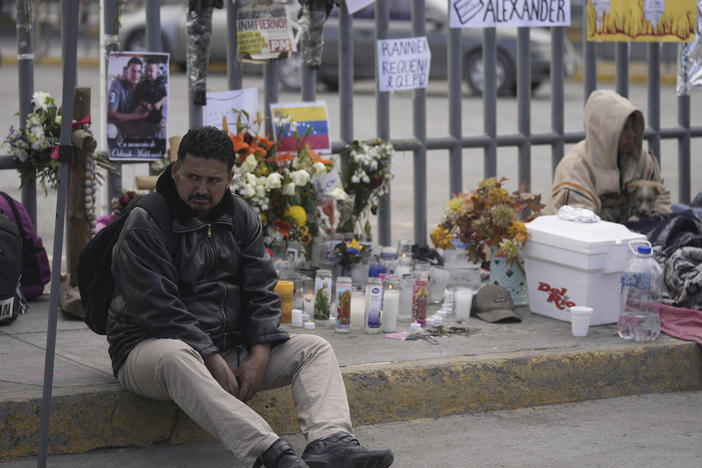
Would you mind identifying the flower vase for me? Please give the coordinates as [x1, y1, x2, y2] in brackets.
[351, 262, 368, 290]
[489, 247, 528, 306]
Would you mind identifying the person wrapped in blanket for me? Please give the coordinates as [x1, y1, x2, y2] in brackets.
[545, 89, 672, 222]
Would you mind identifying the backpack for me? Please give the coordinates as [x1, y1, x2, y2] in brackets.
[0, 211, 26, 325]
[78, 191, 177, 334]
[0, 192, 51, 300]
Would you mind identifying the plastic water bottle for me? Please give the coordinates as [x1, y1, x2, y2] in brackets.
[617, 244, 662, 342]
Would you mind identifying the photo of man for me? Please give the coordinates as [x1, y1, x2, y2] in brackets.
[106, 51, 169, 160]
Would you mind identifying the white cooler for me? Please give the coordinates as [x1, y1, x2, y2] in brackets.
[521, 215, 646, 325]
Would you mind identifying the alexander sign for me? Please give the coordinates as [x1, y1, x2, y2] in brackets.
[450, 0, 571, 28]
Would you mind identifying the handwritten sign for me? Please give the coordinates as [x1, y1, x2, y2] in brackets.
[203, 88, 259, 130]
[377, 37, 431, 92]
[450, 0, 571, 28]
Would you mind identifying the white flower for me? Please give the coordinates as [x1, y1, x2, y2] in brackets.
[283, 182, 296, 196]
[265, 172, 283, 189]
[351, 174, 359, 184]
[241, 155, 258, 174]
[312, 162, 326, 174]
[326, 186, 350, 201]
[245, 173, 257, 186]
[31, 92, 51, 113]
[241, 184, 256, 198]
[291, 169, 310, 186]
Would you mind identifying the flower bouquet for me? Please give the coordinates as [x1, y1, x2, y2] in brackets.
[337, 138, 394, 237]
[226, 111, 348, 250]
[95, 190, 143, 232]
[430, 177, 544, 265]
[4, 92, 61, 190]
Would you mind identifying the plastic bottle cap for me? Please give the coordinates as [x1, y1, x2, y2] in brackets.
[410, 322, 422, 331]
[637, 245, 652, 255]
[303, 321, 316, 330]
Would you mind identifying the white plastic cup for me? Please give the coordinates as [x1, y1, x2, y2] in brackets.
[570, 306, 593, 337]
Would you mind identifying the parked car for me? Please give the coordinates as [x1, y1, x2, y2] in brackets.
[119, 0, 578, 96]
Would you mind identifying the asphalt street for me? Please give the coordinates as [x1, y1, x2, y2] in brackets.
[1, 391, 701, 467]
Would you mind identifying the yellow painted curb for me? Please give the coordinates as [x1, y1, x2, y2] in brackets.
[1, 339, 700, 459]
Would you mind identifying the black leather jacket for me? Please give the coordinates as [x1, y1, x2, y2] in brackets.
[106, 166, 289, 376]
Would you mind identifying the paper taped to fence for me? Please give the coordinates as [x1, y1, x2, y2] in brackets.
[346, 0, 375, 14]
[377, 37, 431, 92]
[588, 0, 697, 42]
[270, 102, 331, 154]
[450, 0, 571, 28]
[203, 88, 259, 130]
[237, 0, 298, 62]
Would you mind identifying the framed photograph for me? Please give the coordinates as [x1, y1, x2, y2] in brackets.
[106, 51, 170, 161]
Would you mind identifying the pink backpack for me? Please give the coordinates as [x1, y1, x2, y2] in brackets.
[0, 192, 50, 300]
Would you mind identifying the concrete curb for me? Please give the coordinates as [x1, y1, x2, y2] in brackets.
[2, 338, 701, 459]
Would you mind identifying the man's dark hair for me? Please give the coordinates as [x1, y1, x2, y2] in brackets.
[178, 126, 235, 171]
[126, 57, 143, 69]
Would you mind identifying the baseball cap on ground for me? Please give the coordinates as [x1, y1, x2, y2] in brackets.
[473, 284, 521, 323]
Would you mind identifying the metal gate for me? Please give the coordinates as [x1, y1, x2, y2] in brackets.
[1, 0, 701, 247]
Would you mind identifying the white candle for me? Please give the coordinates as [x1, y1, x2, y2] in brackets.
[381, 289, 400, 332]
[350, 291, 365, 330]
[454, 287, 474, 323]
[303, 293, 315, 316]
[292, 308, 303, 328]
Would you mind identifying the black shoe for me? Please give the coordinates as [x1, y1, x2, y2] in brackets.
[253, 438, 309, 468]
[302, 431, 394, 468]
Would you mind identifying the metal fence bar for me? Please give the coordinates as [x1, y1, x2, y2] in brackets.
[517, 27, 531, 189]
[615, 42, 629, 97]
[583, 16, 597, 100]
[16, 0, 37, 226]
[145, 0, 161, 51]
[483, 28, 497, 178]
[647, 43, 661, 161]
[411, 0, 426, 244]
[678, 95, 691, 204]
[263, 62, 279, 135]
[375, 0, 391, 245]
[104, 0, 122, 209]
[448, 25, 462, 198]
[145, 0, 161, 176]
[338, 2, 352, 144]
[550, 27, 565, 174]
[226, 0, 242, 90]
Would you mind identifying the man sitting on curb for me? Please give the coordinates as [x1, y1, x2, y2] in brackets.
[106, 125, 394, 468]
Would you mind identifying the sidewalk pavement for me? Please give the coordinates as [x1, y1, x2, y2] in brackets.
[1, 292, 701, 459]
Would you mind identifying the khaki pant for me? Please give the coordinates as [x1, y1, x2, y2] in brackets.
[117, 334, 352, 465]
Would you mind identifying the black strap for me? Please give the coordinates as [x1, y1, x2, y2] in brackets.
[0, 191, 27, 239]
[133, 192, 178, 254]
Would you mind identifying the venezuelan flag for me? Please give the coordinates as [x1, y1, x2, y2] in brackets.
[273, 104, 330, 153]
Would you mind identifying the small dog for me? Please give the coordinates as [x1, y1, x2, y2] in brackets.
[624, 180, 666, 222]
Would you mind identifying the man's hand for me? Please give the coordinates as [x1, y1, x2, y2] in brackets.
[204, 353, 239, 397]
[234, 343, 271, 402]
